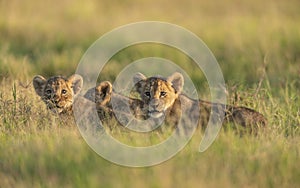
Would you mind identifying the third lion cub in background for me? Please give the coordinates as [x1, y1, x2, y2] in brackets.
[84, 81, 147, 123]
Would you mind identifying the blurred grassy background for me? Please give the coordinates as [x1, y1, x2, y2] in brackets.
[0, 0, 300, 187]
[1, 0, 299, 84]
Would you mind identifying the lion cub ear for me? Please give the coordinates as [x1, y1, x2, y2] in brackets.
[67, 74, 83, 96]
[33, 75, 47, 97]
[167, 72, 184, 94]
[132, 72, 147, 95]
[133, 72, 147, 84]
[95, 81, 112, 105]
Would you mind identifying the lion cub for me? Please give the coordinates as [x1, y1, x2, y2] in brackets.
[132, 72, 267, 133]
[33, 74, 83, 115]
[84, 81, 147, 123]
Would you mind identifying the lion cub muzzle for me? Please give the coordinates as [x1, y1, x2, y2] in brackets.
[148, 98, 165, 118]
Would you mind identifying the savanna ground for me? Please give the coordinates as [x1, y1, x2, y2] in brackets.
[0, 0, 300, 187]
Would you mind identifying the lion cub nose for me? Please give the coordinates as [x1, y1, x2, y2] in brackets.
[150, 99, 160, 109]
[53, 94, 60, 104]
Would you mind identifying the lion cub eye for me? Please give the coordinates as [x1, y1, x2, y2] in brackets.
[160, 91, 167, 97]
[46, 89, 52, 95]
[144, 92, 151, 97]
[61, 89, 67, 94]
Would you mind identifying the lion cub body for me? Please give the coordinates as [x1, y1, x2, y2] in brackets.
[132, 72, 267, 132]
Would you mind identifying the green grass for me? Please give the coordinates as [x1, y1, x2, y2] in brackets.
[0, 0, 300, 187]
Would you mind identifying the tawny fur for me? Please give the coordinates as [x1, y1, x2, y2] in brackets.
[33, 74, 83, 115]
[84, 81, 147, 123]
[132, 72, 267, 134]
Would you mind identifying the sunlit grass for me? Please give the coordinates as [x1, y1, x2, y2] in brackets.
[0, 0, 300, 187]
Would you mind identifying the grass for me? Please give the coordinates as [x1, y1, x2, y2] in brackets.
[0, 0, 300, 187]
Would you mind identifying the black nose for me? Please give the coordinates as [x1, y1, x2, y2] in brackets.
[53, 95, 59, 104]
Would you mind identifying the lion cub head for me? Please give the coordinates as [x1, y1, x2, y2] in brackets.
[133, 72, 184, 118]
[33, 74, 83, 114]
[84, 81, 113, 108]
[84, 81, 146, 117]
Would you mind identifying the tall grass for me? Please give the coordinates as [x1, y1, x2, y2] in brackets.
[0, 0, 299, 187]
